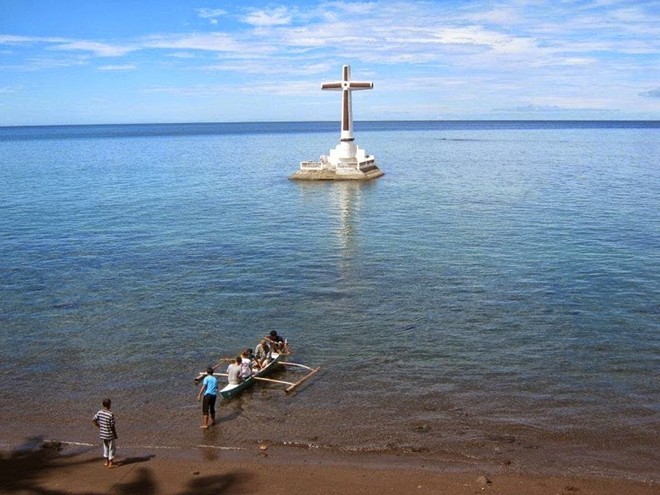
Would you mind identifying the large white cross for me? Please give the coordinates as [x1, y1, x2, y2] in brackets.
[322, 65, 373, 142]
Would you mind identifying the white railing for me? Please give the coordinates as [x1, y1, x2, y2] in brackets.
[299, 156, 378, 174]
[300, 161, 323, 170]
[300, 155, 330, 170]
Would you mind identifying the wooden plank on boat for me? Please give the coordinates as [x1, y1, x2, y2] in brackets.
[285, 366, 320, 393]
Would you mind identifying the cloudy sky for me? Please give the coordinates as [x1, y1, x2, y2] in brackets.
[1, 0, 659, 125]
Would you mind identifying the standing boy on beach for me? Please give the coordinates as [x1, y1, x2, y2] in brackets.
[92, 398, 118, 468]
[197, 366, 218, 429]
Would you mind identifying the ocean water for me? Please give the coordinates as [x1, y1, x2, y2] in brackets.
[0, 121, 658, 480]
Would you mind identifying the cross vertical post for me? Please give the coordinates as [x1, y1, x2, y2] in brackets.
[322, 65, 373, 143]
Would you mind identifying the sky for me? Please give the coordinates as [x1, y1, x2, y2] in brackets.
[1, 0, 659, 125]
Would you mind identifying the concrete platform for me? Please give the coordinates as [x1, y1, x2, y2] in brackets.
[290, 167, 384, 181]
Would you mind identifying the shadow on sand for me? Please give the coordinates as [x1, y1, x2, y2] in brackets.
[0, 436, 247, 495]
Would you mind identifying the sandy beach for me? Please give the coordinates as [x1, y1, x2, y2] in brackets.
[2, 441, 657, 495]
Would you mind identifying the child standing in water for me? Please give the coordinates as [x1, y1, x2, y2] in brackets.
[92, 398, 118, 468]
[197, 366, 218, 429]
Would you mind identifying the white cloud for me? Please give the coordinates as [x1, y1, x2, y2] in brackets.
[496, 104, 608, 113]
[143, 33, 243, 53]
[49, 40, 135, 57]
[242, 6, 292, 26]
[144, 84, 230, 97]
[2, 0, 659, 121]
[3, 1, 654, 72]
[328, 1, 377, 15]
[467, 6, 522, 25]
[0, 34, 67, 45]
[166, 51, 198, 59]
[147, 79, 323, 98]
[98, 64, 137, 71]
[1, 56, 88, 71]
[196, 8, 227, 24]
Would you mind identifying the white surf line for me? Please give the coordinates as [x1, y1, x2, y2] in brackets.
[47, 440, 95, 447]
[46, 439, 247, 451]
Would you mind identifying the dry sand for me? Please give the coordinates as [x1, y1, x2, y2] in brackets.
[1, 441, 657, 495]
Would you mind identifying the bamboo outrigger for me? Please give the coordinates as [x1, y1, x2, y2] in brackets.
[194, 352, 320, 400]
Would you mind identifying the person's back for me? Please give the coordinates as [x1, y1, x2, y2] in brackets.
[202, 370, 218, 396]
[92, 398, 118, 468]
[240, 350, 253, 378]
[227, 357, 243, 385]
[197, 367, 218, 428]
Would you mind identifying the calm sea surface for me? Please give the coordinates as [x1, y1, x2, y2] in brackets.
[0, 121, 658, 480]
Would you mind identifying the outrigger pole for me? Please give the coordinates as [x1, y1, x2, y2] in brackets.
[280, 361, 321, 394]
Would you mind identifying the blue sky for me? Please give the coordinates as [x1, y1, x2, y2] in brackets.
[1, 0, 659, 125]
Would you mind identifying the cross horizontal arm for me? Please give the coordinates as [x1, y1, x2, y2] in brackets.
[349, 82, 373, 89]
[322, 82, 343, 90]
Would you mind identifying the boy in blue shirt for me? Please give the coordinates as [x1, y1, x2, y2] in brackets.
[197, 366, 218, 428]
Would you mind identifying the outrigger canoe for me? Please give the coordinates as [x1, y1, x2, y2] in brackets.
[194, 352, 320, 400]
[220, 352, 285, 400]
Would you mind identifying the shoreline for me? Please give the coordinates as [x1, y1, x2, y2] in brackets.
[2, 440, 657, 495]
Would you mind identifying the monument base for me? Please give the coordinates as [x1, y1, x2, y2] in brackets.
[293, 146, 384, 181]
[290, 166, 384, 181]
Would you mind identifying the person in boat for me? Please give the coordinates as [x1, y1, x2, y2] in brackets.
[196, 366, 218, 429]
[254, 338, 271, 368]
[245, 347, 258, 363]
[246, 347, 263, 370]
[240, 349, 255, 378]
[226, 356, 243, 385]
[266, 330, 289, 353]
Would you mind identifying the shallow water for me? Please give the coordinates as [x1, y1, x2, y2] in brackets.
[0, 121, 658, 480]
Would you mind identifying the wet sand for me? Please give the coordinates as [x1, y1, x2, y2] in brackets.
[2, 441, 657, 495]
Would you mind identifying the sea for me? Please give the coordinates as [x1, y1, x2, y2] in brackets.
[0, 121, 658, 481]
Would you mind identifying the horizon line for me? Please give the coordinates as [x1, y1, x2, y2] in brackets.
[2, 118, 659, 129]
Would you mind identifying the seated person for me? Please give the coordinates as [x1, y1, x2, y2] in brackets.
[226, 356, 243, 385]
[254, 339, 271, 367]
[245, 347, 261, 370]
[240, 349, 255, 378]
[265, 330, 289, 353]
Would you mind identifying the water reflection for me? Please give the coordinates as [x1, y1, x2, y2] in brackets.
[333, 182, 361, 258]
[295, 181, 376, 269]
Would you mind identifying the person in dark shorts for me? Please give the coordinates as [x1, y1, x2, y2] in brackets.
[197, 366, 218, 429]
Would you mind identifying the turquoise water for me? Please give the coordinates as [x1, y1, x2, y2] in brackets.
[0, 122, 658, 479]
